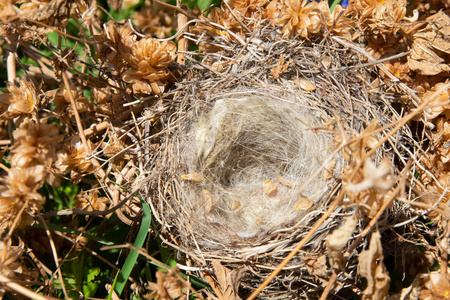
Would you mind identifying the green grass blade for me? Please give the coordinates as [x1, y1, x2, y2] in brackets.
[329, 0, 341, 12]
[114, 201, 152, 296]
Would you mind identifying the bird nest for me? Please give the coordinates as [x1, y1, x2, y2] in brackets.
[138, 26, 423, 299]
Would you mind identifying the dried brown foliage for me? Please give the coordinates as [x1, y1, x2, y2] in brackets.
[0, 0, 449, 299]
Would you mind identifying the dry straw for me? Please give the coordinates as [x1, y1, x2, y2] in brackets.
[138, 21, 422, 299]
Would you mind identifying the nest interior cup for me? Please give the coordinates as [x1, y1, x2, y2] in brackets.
[177, 89, 339, 243]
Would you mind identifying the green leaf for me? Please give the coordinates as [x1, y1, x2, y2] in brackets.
[114, 200, 152, 296]
[329, 0, 342, 12]
[83, 267, 101, 296]
[197, 0, 214, 10]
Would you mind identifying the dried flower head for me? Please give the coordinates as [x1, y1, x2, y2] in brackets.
[144, 268, 187, 300]
[350, 0, 406, 23]
[420, 81, 450, 120]
[316, 1, 354, 39]
[102, 132, 133, 171]
[228, 0, 268, 14]
[93, 21, 136, 72]
[18, 0, 88, 26]
[408, 11, 450, 76]
[193, 8, 243, 52]
[0, 79, 38, 119]
[2, 165, 46, 206]
[0, 237, 24, 278]
[0, 237, 38, 297]
[53, 83, 93, 121]
[382, 61, 411, 83]
[0, 0, 18, 22]
[75, 188, 109, 215]
[92, 85, 128, 116]
[349, 0, 407, 39]
[55, 136, 94, 183]
[193, 0, 266, 52]
[18, 0, 51, 15]
[0, 165, 46, 229]
[214, 0, 267, 28]
[267, 0, 322, 38]
[0, 196, 16, 231]
[132, 2, 175, 38]
[122, 37, 176, 94]
[10, 118, 62, 168]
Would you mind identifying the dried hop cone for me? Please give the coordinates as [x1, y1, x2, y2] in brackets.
[123, 38, 176, 95]
[0, 238, 38, 297]
[55, 136, 94, 183]
[349, 0, 407, 30]
[0, 79, 38, 119]
[267, 0, 323, 38]
[11, 118, 62, 168]
[94, 21, 136, 70]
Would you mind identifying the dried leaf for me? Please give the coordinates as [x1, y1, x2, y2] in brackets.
[387, 272, 450, 300]
[408, 11, 450, 75]
[180, 172, 203, 182]
[358, 230, 390, 300]
[346, 159, 394, 193]
[211, 260, 246, 300]
[270, 55, 289, 79]
[146, 268, 186, 300]
[295, 197, 313, 210]
[304, 255, 329, 287]
[326, 215, 357, 270]
[263, 179, 278, 197]
[324, 158, 337, 179]
[321, 56, 332, 69]
[294, 78, 316, 91]
[421, 272, 450, 300]
[202, 189, 215, 213]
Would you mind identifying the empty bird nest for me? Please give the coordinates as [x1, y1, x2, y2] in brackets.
[135, 20, 443, 300]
